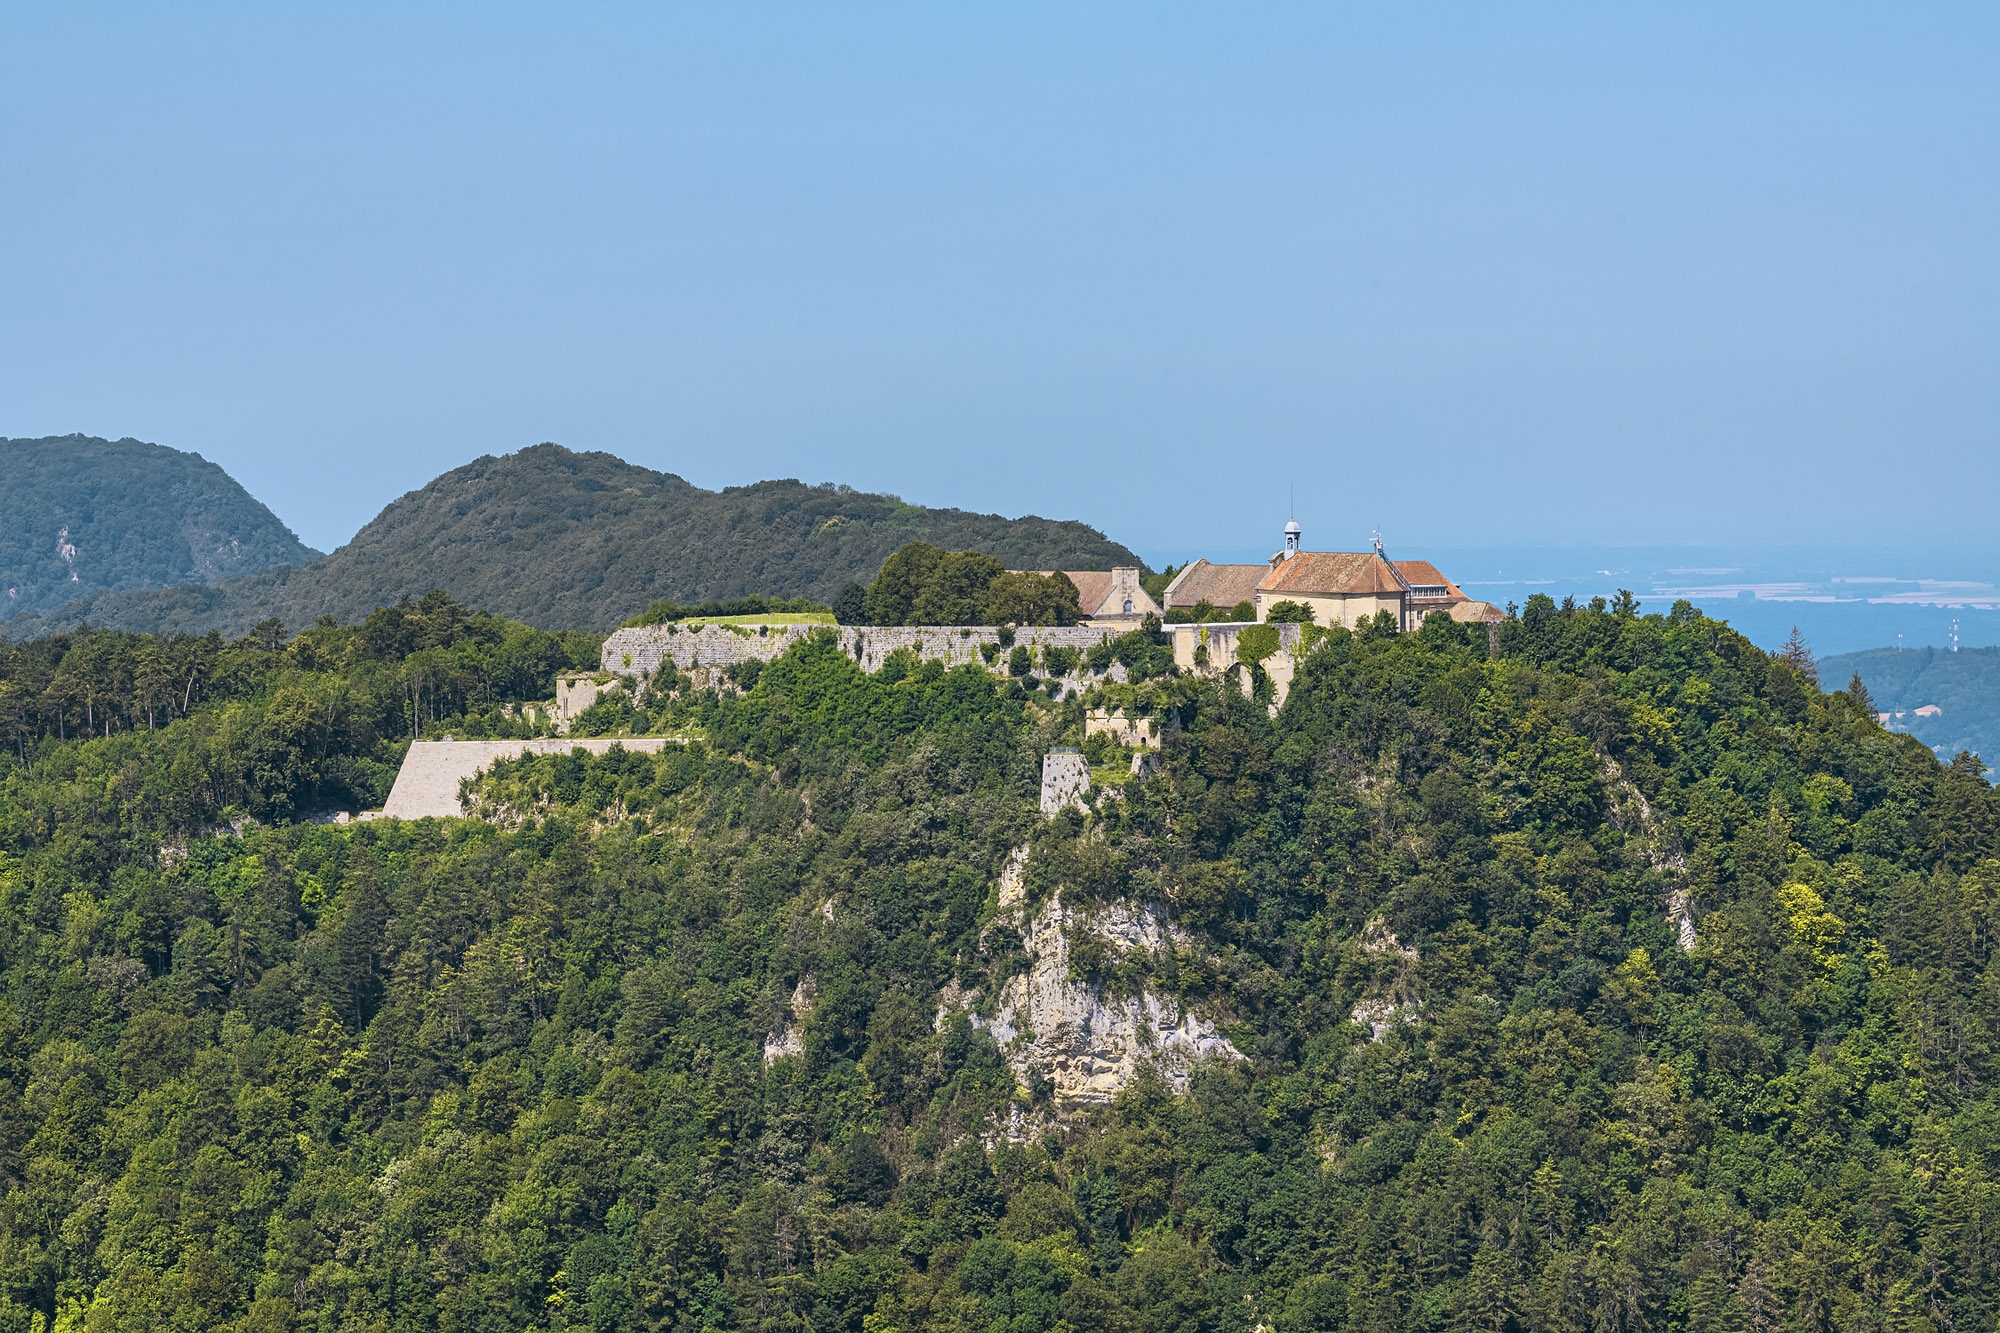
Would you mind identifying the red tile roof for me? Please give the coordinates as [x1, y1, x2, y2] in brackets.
[1162, 560, 1267, 610]
[1257, 551, 1405, 597]
[1012, 568, 1158, 618]
[1064, 571, 1114, 614]
[1393, 560, 1468, 602]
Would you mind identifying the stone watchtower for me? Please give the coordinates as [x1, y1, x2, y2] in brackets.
[1041, 749, 1090, 815]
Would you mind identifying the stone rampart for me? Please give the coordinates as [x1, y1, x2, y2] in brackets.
[1165, 620, 1302, 672]
[379, 738, 674, 820]
[601, 623, 1132, 680]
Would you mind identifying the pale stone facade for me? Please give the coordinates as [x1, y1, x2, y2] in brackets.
[1255, 587, 1405, 630]
[1165, 620, 1306, 707]
[1085, 708, 1174, 750]
[554, 674, 621, 724]
[1164, 620, 1303, 672]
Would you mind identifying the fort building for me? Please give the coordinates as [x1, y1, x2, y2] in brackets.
[1160, 560, 1268, 617]
[1170, 523, 1500, 634]
[1009, 566, 1161, 625]
[1064, 566, 1162, 625]
[370, 522, 1494, 819]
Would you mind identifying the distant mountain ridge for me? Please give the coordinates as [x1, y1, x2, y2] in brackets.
[4, 443, 1143, 638]
[1822, 645, 2000, 778]
[0, 435, 320, 620]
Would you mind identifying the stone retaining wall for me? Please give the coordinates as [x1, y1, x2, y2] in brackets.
[379, 738, 674, 819]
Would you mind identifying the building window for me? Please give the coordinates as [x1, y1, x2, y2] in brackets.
[1123, 600, 1133, 614]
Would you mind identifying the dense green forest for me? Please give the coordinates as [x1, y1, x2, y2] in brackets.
[0, 436, 319, 623]
[1, 589, 1998, 1332]
[822, 543, 1084, 628]
[1822, 646, 2000, 778]
[0, 591, 598, 817]
[5, 445, 1140, 642]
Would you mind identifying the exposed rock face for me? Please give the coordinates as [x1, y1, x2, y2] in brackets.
[995, 845, 1029, 911]
[1601, 753, 1695, 951]
[763, 976, 818, 1066]
[950, 874, 1242, 1105]
[1349, 916, 1419, 1041]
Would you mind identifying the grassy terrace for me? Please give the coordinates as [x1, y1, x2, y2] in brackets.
[670, 611, 837, 628]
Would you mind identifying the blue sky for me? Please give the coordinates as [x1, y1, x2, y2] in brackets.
[3, 4, 1995, 568]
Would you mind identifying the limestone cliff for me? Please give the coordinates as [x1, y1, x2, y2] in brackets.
[942, 847, 1242, 1105]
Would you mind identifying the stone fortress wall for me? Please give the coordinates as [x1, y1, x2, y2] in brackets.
[1039, 750, 1091, 815]
[373, 620, 1310, 823]
[1166, 620, 1306, 705]
[599, 622, 1134, 681]
[589, 620, 1314, 716]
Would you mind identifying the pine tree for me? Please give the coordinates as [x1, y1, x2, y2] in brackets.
[1846, 669, 1875, 716]
[1685, 1270, 1749, 1333]
[1454, 1248, 1516, 1333]
[1778, 625, 1819, 683]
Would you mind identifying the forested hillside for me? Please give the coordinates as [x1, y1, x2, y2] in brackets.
[1823, 645, 2000, 777]
[1, 593, 1998, 1331]
[4, 445, 1140, 640]
[0, 436, 319, 623]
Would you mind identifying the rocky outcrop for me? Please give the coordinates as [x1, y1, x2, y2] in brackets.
[1349, 917, 1419, 1040]
[947, 861, 1242, 1105]
[763, 976, 818, 1065]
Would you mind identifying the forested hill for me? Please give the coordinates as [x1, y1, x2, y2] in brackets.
[2, 444, 1141, 639]
[4, 595, 2000, 1330]
[0, 435, 320, 622]
[1823, 644, 2000, 776]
